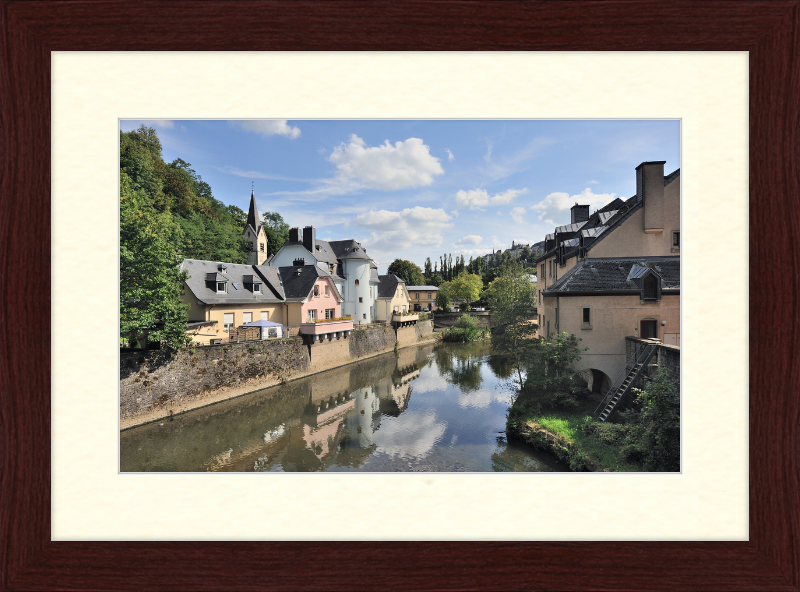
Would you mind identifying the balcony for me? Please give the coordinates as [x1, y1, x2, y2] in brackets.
[391, 313, 419, 326]
[299, 317, 354, 340]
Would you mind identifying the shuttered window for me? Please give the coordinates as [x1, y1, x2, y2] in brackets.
[224, 313, 234, 331]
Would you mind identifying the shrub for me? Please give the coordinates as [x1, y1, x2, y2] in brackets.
[455, 314, 478, 330]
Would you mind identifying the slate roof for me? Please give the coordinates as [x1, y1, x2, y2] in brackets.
[245, 189, 261, 236]
[181, 259, 284, 304]
[543, 257, 680, 295]
[278, 265, 343, 301]
[311, 239, 338, 265]
[328, 239, 372, 261]
[406, 286, 439, 291]
[377, 274, 404, 299]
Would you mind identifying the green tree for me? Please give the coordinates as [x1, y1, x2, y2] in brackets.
[618, 369, 680, 471]
[387, 259, 425, 286]
[435, 282, 451, 310]
[120, 172, 190, 350]
[424, 257, 433, 279]
[447, 272, 483, 308]
[484, 263, 537, 389]
[262, 211, 291, 256]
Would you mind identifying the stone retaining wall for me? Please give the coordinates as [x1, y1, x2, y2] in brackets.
[120, 338, 308, 422]
[120, 322, 439, 427]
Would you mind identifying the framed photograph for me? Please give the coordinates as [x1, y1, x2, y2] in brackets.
[2, 2, 795, 590]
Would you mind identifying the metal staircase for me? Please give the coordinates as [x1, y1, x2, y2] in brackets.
[594, 343, 657, 422]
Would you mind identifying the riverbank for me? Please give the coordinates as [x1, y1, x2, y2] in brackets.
[120, 330, 439, 430]
[506, 397, 642, 472]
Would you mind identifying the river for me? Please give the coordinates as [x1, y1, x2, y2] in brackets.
[119, 342, 566, 472]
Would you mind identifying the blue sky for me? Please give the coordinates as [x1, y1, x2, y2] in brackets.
[120, 119, 680, 273]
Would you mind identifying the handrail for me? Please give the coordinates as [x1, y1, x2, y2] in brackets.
[593, 341, 651, 416]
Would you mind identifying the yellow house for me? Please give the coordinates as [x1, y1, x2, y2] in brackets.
[406, 286, 438, 312]
[538, 161, 680, 394]
[375, 274, 412, 320]
[180, 260, 287, 345]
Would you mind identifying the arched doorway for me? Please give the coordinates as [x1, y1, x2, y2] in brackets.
[589, 369, 612, 395]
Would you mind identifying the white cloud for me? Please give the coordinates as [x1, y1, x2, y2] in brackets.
[510, 207, 527, 224]
[455, 234, 482, 246]
[351, 207, 454, 254]
[328, 135, 444, 191]
[587, 180, 599, 184]
[373, 409, 447, 460]
[530, 188, 617, 226]
[233, 119, 301, 139]
[455, 187, 527, 210]
[484, 140, 493, 162]
[317, 147, 326, 154]
[445, 148, 455, 162]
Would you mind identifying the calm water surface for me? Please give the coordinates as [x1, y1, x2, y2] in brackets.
[120, 342, 566, 472]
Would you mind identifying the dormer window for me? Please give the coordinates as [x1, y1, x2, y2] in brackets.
[217, 282, 226, 294]
[253, 283, 261, 293]
[293, 258, 305, 266]
[643, 275, 658, 300]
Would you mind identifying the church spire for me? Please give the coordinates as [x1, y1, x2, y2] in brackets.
[245, 186, 260, 233]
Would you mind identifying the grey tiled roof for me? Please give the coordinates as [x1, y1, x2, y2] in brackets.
[406, 286, 439, 291]
[278, 265, 343, 301]
[181, 259, 284, 304]
[328, 239, 372, 261]
[311, 239, 338, 264]
[543, 257, 680, 294]
[377, 274, 403, 298]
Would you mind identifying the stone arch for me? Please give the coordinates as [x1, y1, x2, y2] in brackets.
[589, 368, 613, 395]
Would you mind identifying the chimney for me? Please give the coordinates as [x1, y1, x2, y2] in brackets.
[289, 227, 300, 243]
[636, 161, 666, 233]
[303, 226, 315, 253]
[570, 203, 590, 224]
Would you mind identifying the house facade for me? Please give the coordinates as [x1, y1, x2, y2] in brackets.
[538, 161, 680, 393]
[375, 274, 412, 320]
[406, 286, 438, 311]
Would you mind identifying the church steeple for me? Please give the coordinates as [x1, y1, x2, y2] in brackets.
[245, 186, 260, 234]
[243, 185, 268, 265]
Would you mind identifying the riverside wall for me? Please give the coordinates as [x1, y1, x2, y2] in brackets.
[120, 319, 438, 428]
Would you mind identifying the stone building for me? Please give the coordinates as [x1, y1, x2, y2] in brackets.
[538, 160, 680, 393]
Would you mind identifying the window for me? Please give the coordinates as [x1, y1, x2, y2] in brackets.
[583, 308, 590, 324]
[253, 283, 261, 293]
[363, 313, 366, 319]
[581, 307, 592, 330]
[415, 293, 420, 300]
[259, 243, 265, 252]
[325, 308, 335, 319]
[672, 231, 680, 251]
[359, 297, 363, 303]
[428, 292, 432, 299]
[314, 285, 319, 296]
[393, 306, 399, 313]
[643, 275, 658, 300]
[329, 263, 335, 274]
[402, 305, 406, 312]
[224, 313, 234, 332]
[307, 309, 316, 321]
[293, 258, 305, 266]
[354, 279, 359, 286]
[370, 287, 372, 297]
[217, 282, 226, 293]
[260, 311, 269, 321]
[243, 312, 252, 323]
[325, 285, 330, 296]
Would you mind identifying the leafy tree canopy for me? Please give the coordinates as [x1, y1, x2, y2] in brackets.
[387, 259, 425, 286]
[447, 272, 483, 305]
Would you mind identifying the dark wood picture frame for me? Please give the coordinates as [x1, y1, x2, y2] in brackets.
[1, 2, 797, 590]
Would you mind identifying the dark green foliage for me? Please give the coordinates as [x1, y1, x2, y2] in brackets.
[617, 369, 680, 471]
[262, 211, 291, 256]
[120, 172, 190, 350]
[387, 258, 425, 286]
[119, 126, 253, 265]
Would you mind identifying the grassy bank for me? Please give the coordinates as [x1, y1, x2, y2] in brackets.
[508, 396, 643, 472]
